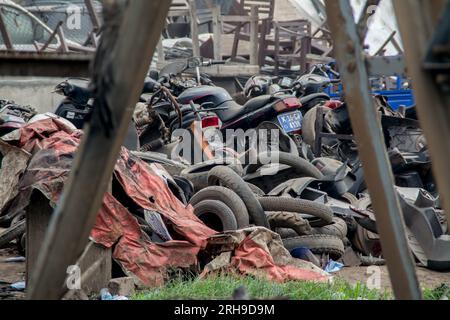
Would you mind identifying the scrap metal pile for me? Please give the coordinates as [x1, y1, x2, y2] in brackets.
[0, 57, 449, 293]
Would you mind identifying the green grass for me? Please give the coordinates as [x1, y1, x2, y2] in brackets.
[133, 276, 449, 301]
[133, 275, 391, 300]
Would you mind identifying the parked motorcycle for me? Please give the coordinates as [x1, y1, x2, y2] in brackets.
[53, 78, 159, 150]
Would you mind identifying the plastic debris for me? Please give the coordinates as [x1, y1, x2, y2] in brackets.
[324, 260, 344, 273]
[10, 281, 26, 291]
[100, 288, 129, 301]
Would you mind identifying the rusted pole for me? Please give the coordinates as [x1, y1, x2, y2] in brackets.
[27, 0, 171, 300]
[393, 0, 450, 231]
[325, 0, 422, 300]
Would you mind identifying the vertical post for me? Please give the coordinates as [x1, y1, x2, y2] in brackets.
[258, 19, 268, 67]
[249, 5, 259, 66]
[27, 0, 171, 300]
[157, 36, 165, 64]
[212, 5, 222, 61]
[189, 0, 200, 57]
[0, 10, 13, 51]
[300, 36, 312, 73]
[393, 1, 450, 230]
[325, 0, 422, 300]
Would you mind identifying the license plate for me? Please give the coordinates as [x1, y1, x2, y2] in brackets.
[277, 111, 303, 133]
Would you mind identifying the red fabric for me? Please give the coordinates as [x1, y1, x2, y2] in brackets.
[232, 237, 328, 282]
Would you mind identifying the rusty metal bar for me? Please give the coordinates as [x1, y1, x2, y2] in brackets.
[0, 8, 13, 51]
[356, 0, 380, 42]
[27, 0, 171, 300]
[325, 0, 422, 300]
[39, 21, 63, 52]
[85, 0, 101, 32]
[393, 0, 450, 231]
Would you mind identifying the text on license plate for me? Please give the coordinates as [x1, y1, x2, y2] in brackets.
[277, 111, 303, 133]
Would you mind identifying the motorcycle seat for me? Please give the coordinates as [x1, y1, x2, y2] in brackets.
[214, 95, 273, 123]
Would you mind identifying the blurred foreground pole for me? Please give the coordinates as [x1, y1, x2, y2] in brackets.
[325, 0, 422, 300]
[28, 0, 171, 300]
[393, 0, 450, 230]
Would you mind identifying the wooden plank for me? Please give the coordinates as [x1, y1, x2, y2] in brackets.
[26, 191, 53, 287]
[189, 0, 200, 57]
[26, 0, 171, 300]
[212, 5, 222, 61]
[393, 0, 450, 231]
[249, 6, 258, 65]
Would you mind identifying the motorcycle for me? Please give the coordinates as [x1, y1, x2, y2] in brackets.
[244, 63, 342, 113]
[53, 77, 160, 151]
[148, 57, 307, 155]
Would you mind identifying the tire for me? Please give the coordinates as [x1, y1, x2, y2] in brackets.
[283, 234, 345, 260]
[275, 228, 299, 239]
[267, 212, 312, 236]
[341, 192, 359, 206]
[313, 217, 348, 240]
[247, 183, 266, 196]
[181, 158, 243, 192]
[193, 200, 238, 231]
[302, 106, 330, 153]
[189, 186, 250, 228]
[208, 166, 269, 228]
[258, 197, 333, 227]
[247, 151, 323, 179]
[0, 220, 25, 248]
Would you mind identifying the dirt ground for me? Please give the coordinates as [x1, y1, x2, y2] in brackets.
[0, 246, 26, 300]
[336, 266, 450, 291]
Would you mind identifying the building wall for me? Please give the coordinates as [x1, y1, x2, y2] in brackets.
[0, 77, 64, 113]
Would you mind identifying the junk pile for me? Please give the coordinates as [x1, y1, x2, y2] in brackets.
[0, 115, 327, 296]
[0, 60, 449, 297]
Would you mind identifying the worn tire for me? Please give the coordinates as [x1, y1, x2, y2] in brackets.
[341, 192, 359, 206]
[247, 151, 323, 179]
[258, 197, 333, 227]
[313, 217, 348, 240]
[208, 166, 269, 228]
[282, 234, 345, 259]
[189, 186, 250, 228]
[181, 158, 243, 192]
[193, 200, 238, 231]
[247, 183, 266, 196]
[302, 106, 330, 153]
[0, 220, 25, 248]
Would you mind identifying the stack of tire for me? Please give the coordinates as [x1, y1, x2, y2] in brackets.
[182, 152, 347, 261]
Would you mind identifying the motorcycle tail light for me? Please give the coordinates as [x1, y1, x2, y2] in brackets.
[274, 98, 302, 112]
[202, 115, 220, 128]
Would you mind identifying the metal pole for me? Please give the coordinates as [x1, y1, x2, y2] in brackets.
[325, 0, 422, 300]
[27, 0, 171, 300]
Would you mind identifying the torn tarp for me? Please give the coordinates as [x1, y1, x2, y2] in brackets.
[202, 228, 329, 282]
[2, 118, 328, 286]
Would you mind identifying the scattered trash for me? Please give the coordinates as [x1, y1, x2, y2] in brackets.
[324, 260, 344, 273]
[10, 281, 26, 291]
[1, 257, 26, 263]
[100, 288, 129, 301]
